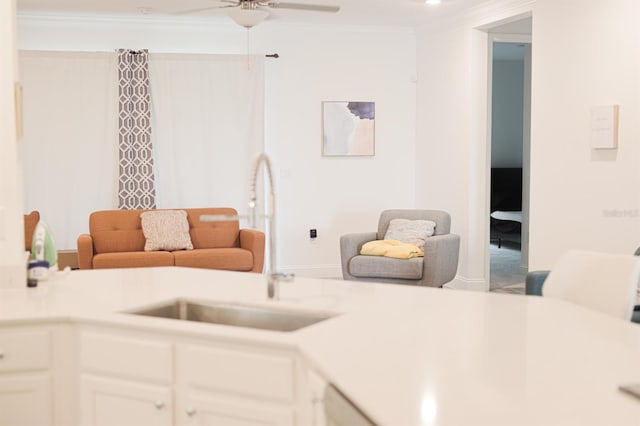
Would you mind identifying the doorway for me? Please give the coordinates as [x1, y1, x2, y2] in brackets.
[487, 19, 532, 291]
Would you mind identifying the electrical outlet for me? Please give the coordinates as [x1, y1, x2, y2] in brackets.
[309, 229, 317, 239]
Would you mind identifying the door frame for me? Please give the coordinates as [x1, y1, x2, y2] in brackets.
[483, 26, 532, 288]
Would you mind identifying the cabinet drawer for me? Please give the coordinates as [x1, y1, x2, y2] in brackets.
[178, 344, 295, 403]
[0, 329, 51, 372]
[0, 373, 52, 426]
[80, 331, 172, 384]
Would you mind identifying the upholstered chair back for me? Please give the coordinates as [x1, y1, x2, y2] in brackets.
[377, 209, 451, 240]
[24, 210, 40, 251]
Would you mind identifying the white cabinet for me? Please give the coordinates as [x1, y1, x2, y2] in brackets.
[0, 373, 51, 426]
[78, 329, 173, 426]
[177, 391, 293, 426]
[306, 368, 328, 426]
[0, 327, 52, 426]
[176, 343, 298, 426]
[78, 327, 313, 426]
[80, 375, 172, 426]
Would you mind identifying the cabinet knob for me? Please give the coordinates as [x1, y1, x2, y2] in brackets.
[0, 351, 4, 360]
[185, 407, 197, 417]
[154, 400, 165, 410]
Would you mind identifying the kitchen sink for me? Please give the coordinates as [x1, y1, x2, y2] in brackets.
[124, 299, 335, 332]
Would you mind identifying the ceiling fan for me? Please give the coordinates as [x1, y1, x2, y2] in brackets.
[177, 0, 341, 28]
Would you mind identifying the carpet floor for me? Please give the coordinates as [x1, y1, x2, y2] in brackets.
[490, 240, 527, 295]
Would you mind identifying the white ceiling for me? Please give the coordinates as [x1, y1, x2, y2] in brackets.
[16, 0, 493, 28]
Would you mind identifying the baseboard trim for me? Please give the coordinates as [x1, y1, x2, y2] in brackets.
[279, 264, 342, 279]
[278, 267, 491, 292]
[444, 275, 489, 292]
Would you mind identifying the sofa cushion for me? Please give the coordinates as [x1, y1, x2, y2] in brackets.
[173, 248, 253, 271]
[383, 219, 435, 250]
[185, 208, 241, 249]
[141, 210, 194, 251]
[92, 251, 174, 269]
[90, 210, 147, 254]
[349, 255, 423, 280]
[377, 210, 451, 238]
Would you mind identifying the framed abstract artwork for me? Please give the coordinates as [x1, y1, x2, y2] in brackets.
[322, 101, 375, 156]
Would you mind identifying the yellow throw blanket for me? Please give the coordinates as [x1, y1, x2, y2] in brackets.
[360, 240, 424, 259]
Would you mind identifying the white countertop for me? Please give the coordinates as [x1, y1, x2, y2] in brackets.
[2, 267, 640, 425]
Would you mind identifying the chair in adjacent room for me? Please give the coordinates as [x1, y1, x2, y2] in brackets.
[340, 209, 460, 287]
[540, 250, 640, 321]
[526, 246, 640, 322]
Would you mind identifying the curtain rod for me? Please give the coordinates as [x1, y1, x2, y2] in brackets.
[123, 50, 279, 58]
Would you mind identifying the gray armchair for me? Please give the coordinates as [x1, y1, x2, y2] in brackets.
[340, 209, 460, 287]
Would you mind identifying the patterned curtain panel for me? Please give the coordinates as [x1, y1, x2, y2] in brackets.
[117, 49, 156, 210]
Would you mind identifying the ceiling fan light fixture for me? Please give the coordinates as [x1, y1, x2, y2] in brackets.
[228, 7, 270, 28]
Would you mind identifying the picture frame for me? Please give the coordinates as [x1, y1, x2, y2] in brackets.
[322, 101, 375, 156]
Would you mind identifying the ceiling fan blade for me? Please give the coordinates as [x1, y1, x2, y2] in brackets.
[171, 6, 221, 15]
[171, 1, 240, 15]
[267, 2, 340, 13]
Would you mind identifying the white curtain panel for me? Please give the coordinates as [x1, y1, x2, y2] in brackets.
[148, 54, 265, 210]
[18, 51, 264, 250]
[19, 51, 119, 250]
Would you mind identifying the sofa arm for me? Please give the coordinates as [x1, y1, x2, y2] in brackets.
[525, 270, 550, 296]
[421, 234, 460, 287]
[340, 232, 377, 280]
[239, 229, 265, 273]
[77, 233, 94, 270]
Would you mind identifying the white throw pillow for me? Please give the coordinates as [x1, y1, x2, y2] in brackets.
[384, 219, 436, 250]
[140, 210, 194, 251]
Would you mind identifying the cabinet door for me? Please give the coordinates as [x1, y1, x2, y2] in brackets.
[0, 373, 51, 426]
[178, 391, 294, 426]
[307, 369, 328, 426]
[80, 375, 172, 426]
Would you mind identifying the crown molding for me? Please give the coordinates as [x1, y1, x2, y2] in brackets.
[420, 0, 534, 34]
[17, 11, 416, 36]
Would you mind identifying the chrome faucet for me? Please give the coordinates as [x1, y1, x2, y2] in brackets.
[249, 153, 294, 300]
[202, 153, 293, 300]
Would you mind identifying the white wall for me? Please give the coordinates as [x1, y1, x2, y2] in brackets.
[262, 26, 416, 276]
[417, 22, 480, 288]
[416, 1, 533, 289]
[417, 0, 640, 289]
[17, 14, 417, 277]
[14, 0, 640, 287]
[0, 0, 26, 288]
[491, 59, 524, 167]
[528, 0, 640, 268]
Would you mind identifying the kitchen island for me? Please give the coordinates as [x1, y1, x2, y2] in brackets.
[1, 266, 640, 425]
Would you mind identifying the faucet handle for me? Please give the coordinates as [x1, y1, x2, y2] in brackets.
[271, 271, 295, 282]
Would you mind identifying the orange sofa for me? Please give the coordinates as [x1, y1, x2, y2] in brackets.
[24, 210, 40, 251]
[77, 207, 264, 272]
